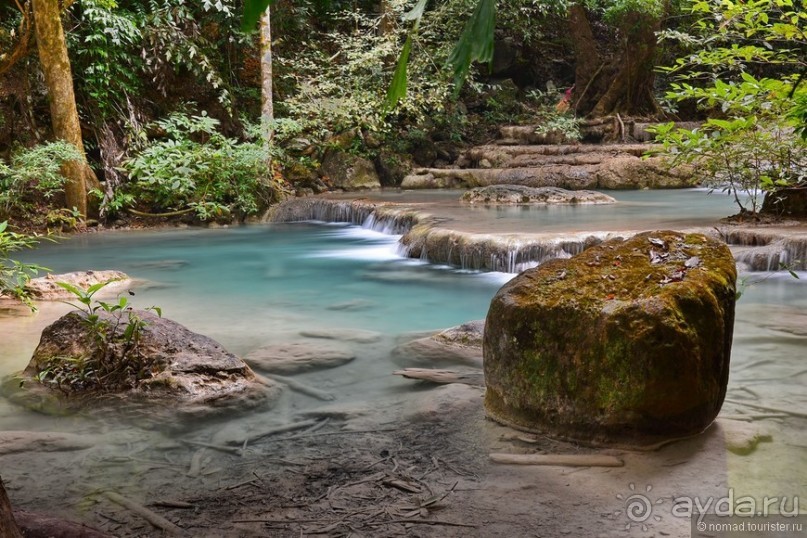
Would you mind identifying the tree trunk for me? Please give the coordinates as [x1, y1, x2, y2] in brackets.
[260, 7, 273, 154]
[32, 0, 97, 217]
[568, 4, 604, 116]
[590, 11, 661, 118]
[0, 477, 23, 538]
[378, 0, 394, 36]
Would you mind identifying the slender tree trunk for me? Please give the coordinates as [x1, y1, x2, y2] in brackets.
[32, 0, 97, 217]
[0, 477, 23, 538]
[378, 0, 394, 36]
[260, 7, 273, 155]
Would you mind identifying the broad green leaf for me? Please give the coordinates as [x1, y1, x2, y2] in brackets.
[241, 0, 275, 31]
[384, 34, 413, 110]
[55, 281, 85, 298]
[402, 0, 428, 21]
[448, 0, 496, 94]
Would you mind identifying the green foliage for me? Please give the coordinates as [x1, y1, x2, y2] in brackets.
[35, 280, 165, 393]
[526, 89, 583, 141]
[534, 112, 582, 141]
[586, 0, 665, 24]
[68, 0, 142, 119]
[66, 0, 240, 118]
[123, 112, 287, 220]
[0, 222, 49, 311]
[0, 142, 82, 223]
[276, 4, 457, 146]
[241, 0, 272, 31]
[654, 0, 807, 214]
[138, 0, 237, 109]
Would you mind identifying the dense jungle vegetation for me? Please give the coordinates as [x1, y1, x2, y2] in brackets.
[0, 0, 805, 237]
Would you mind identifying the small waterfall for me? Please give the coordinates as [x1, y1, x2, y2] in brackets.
[732, 242, 806, 272]
[271, 198, 807, 274]
[399, 226, 618, 273]
[268, 198, 424, 235]
[724, 231, 807, 272]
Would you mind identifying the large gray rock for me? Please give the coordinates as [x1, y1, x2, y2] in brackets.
[461, 185, 616, 205]
[10, 310, 278, 424]
[484, 231, 737, 448]
[320, 150, 381, 190]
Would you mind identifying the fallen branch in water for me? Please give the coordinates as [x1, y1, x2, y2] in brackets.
[719, 414, 788, 422]
[266, 374, 335, 401]
[489, 453, 624, 467]
[151, 500, 194, 509]
[127, 208, 195, 218]
[180, 439, 242, 455]
[724, 399, 807, 419]
[104, 491, 184, 535]
[377, 518, 477, 528]
[393, 368, 484, 386]
[228, 419, 322, 446]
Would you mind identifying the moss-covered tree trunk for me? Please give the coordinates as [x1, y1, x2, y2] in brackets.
[590, 11, 661, 117]
[569, 5, 662, 118]
[32, 0, 97, 217]
[568, 4, 605, 116]
[0, 477, 23, 538]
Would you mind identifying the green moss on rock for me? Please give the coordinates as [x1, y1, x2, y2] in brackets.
[483, 230, 737, 448]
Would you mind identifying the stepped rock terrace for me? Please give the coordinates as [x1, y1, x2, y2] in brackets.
[268, 190, 807, 273]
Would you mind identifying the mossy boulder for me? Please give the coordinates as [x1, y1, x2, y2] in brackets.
[483, 231, 737, 448]
[320, 149, 381, 190]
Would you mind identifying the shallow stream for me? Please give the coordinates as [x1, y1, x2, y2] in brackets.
[0, 188, 805, 535]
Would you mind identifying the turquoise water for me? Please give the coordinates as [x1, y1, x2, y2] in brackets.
[328, 188, 745, 233]
[9, 224, 505, 357]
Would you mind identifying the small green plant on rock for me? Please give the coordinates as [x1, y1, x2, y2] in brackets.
[35, 280, 165, 394]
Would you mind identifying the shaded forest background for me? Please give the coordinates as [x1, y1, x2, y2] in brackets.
[0, 0, 804, 229]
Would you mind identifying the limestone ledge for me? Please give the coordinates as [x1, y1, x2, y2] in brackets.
[269, 197, 807, 273]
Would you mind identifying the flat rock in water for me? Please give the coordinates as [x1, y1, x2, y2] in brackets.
[0, 431, 97, 455]
[245, 342, 356, 374]
[299, 328, 383, 344]
[433, 320, 485, 347]
[392, 320, 484, 368]
[25, 270, 132, 300]
[325, 299, 376, 311]
[461, 185, 616, 205]
[407, 383, 484, 421]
